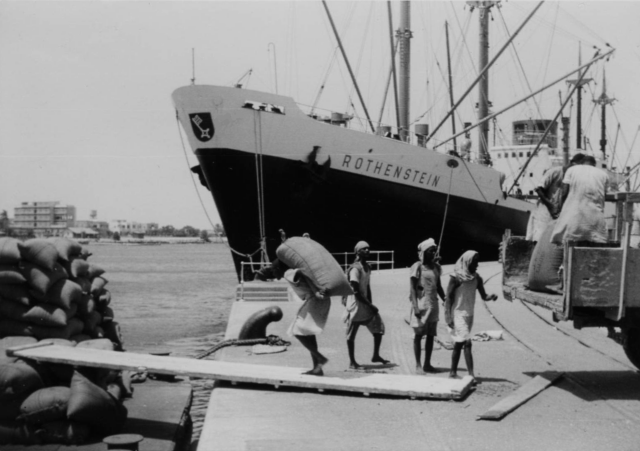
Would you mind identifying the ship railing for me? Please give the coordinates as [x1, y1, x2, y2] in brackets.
[332, 250, 395, 273]
[238, 250, 395, 299]
[239, 261, 272, 300]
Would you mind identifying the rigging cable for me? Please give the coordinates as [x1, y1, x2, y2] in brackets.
[497, 7, 544, 121]
[175, 112, 260, 259]
[436, 165, 455, 256]
[253, 111, 269, 266]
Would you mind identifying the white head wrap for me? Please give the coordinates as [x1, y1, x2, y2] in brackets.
[354, 241, 370, 253]
[417, 238, 437, 262]
[454, 250, 479, 282]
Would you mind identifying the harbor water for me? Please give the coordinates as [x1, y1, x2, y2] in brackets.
[85, 242, 237, 356]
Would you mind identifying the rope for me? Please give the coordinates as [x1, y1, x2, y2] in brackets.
[253, 112, 269, 266]
[193, 335, 291, 360]
[175, 111, 265, 261]
[175, 112, 219, 231]
[436, 166, 455, 257]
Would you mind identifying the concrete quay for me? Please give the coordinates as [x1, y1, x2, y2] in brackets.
[197, 261, 640, 451]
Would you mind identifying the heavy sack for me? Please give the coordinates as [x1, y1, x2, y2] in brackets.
[76, 338, 114, 351]
[33, 420, 90, 445]
[19, 386, 70, 425]
[67, 370, 127, 434]
[0, 319, 34, 339]
[29, 317, 84, 341]
[0, 266, 27, 285]
[102, 306, 114, 322]
[96, 289, 111, 308]
[0, 336, 37, 364]
[276, 237, 353, 297]
[86, 264, 105, 279]
[0, 420, 33, 445]
[82, 311, 102, 335]
[0, 395, 26, 421]
[46, 279, 82, 310]
[76, 293, 95, 317]
[102, 322, 124, 351]
[39, 338, 75, 347]
[78, 247, 92, 261]
[74, 277, 91, 294]
[90, 277, 107, 297]
[0, 300, 30, 323]
[19, 240, 59, 271]
[0, 361, 45, 400]
[68, 259, 90, 279]
[47, 237, 82, 262]
[23, 303, 70, 328]
[0, 284, 33, 306]
[528, 221, 564, 293]
[92, 326, 105, 339]
[20, 262, 67, 296]
[70, 334, 91, 344]
[0, 238, 24, 265]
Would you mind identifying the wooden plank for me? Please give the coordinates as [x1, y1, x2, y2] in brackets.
[8, 344, 473, 400]
[477, 372, 563, 421]
[510, 285, 564, 313]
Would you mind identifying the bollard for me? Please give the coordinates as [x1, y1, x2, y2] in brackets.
[103, 433, 144, 450]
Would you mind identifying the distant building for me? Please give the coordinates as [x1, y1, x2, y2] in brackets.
[109, 219, 147, 236]
[75, 220, 110, 238]
[65, 227, 99, 240]
[13, 201, 76, 238]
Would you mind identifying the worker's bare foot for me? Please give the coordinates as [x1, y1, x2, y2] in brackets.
[470, 377, 479, 386]
[449, 372, 460, 379]
[371, 356, 390, 364]
[303, 367, 324, 376]
[423, 365, 437, 373]
[349, 361, 361, 369]
[415, 365, 425, 375]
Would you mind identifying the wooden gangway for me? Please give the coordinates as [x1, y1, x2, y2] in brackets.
[8, 342, 473, 400]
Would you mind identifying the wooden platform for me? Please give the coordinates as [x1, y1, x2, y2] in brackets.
[9, 343, 473, 400]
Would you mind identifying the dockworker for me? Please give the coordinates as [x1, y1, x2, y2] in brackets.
[551, 155, 608, 245]
[273, 259, 331, 376]
[343, 241, 390, 369]
[526, 153, 585, 241]
[445, 251, 497, 384]
[409, 238, 445, 374]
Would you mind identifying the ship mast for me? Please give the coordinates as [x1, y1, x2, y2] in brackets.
[397, 1, 412, 142]
[594, 69, 615, 165]
[567, 44, 592, 149]
[469, 1, 497, 165]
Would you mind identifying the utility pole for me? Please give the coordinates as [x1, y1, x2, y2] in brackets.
[593, 68, 615, 164]
[566, 44, 592, 149]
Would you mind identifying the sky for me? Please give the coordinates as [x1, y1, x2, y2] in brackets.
[1, 0, 640, 230]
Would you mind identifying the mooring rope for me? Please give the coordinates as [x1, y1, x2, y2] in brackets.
[193, 335, 291, 360]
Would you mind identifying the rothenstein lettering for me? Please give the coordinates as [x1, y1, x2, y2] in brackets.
[341, 155, 440, 188]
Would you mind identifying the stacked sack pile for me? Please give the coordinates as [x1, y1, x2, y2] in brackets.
[0, 237, 129, 445]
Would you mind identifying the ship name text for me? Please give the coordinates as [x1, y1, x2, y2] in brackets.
[341, 155, 440, 188]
